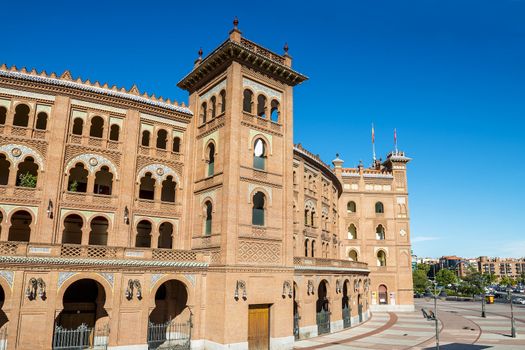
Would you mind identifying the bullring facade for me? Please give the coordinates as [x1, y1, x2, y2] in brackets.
[0, 21, 412, 349]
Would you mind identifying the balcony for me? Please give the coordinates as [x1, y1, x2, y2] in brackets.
[135, 199, 182, 214]
[242, 112, 282, 134]
[303, 226, 319, 238]
[294, 256, 368, 271]
[0, 241, 204, 263]
[68, 134, 122, 152]
[0, 185, 41, 202]
[138, 146, 183, 162]
[63, 191, 117, 208]
[191, 234, 221, 249]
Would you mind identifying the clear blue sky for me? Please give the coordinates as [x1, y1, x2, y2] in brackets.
[2, 1, 524, 258]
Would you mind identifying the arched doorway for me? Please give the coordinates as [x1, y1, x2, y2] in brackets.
[378, 284, 388, 305]
[54, 279, 109, 349]
[8, 210, 32, 242]
[316, 280, 330, 335]
[62, 214, 83, 244]
[293, 283, 300, 340]
[148, 280, 191, 349]
[0, 284, 8, 347]
[342, 280, 351, 328]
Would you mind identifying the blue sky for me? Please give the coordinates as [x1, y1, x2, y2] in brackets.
[2, 1, 524, 258]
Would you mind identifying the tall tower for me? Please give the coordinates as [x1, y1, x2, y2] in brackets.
[178, 20, 307, 347]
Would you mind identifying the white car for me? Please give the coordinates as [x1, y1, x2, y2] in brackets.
[513, 298, 525, 305]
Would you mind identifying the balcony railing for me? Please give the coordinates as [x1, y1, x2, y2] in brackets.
[68, 134, 122, 152]
[0, 241, 203, 262]
[294, 256, 368, 270]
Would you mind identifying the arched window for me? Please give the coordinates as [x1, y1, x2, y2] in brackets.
[378, 284, 388, 304]
[200, 102, 207, 124]
[89, 116, 104, 138]
[0, 106, 7, 124]
[376, 225, 385, 240]
[13, 104, 30, 127]
[158, 222, 173, 249]
[243, 90, 253, 113]
[304, 209, 309, 226]
[204, 201, 213, 235]
[161, 176, 176, 202]
[347, 201, 356, 213]
[311, 209, 316, 228]
[16, 157, 38, 188]
[348, 250, 358, 262]
[156, 129, 168, 149]
[35, 112, 48, 130]
[375, 201, 384, 214]
[139, 172, 155, 200]
[206, 143, 215, 177]
[253, 138, 267, 170]
[304, 239, 309, 257]
[62, 214, 83, 244]
[141, 130, 151, 147]
[94, 166, 113, 195]
[311, 240, 316, 257]
[210, 96, 216, 118]
[348, 224, 357, 240]
[109, 124, 120, 141]
[252, 191, 265, 226]
[257, 95, 267, 118]
[89, 216, 108, 245]
[68, 163, 88, 192]
[377, 250, 387, 266]
[0, 154, 10, 185]
[173, 137, 181, 153]
[135, 220, 152, 247]
[220, 90, 226, 113]
[8, 210, 32, 242]
[270, 99, 279, 122]
[72, 118, 83, 135]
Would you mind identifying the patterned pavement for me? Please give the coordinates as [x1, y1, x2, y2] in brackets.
[295, 299, 525, 349]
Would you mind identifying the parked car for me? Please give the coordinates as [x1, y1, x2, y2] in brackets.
[513, 298, 525, 305]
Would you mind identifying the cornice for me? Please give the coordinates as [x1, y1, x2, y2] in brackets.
[177, 40, 308, 92]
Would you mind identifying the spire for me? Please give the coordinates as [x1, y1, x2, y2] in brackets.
[371, 123, 376, 162]
[194, 48, 203, 67]
[229, 16, 242, 42]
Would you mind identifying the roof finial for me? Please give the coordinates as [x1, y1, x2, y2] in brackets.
[284, 42, 289, 53]
[336, 153, 339, 158]
[198, 47, 203, 59]
[233, 17, 239, 30]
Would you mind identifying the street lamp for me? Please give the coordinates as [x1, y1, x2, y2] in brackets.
[424, 280, 442, 350]
[506, 287, 516, 338]
[479, 275, 486, 318]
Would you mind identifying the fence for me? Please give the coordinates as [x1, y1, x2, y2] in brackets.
[147, 318, 191, 350]
[52, 323, 109, 350]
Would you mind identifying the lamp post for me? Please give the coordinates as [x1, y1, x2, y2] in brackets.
[479, 275, 486, 318]
[507, 288, 516, 338]
[425, 280, 441, 350]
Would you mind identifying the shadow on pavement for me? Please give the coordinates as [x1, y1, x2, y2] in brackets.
[423, 345, 491, 350]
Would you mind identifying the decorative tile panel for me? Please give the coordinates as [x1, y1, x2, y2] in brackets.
[243, 78, 282, 101]
[238, 241, 281, 264]
[0, 270, 14, 288]
[0, 144, 45, 170]
[65, 153, 119, 179]
[200, 79, 227, 101]
[99, 272, 114, 288]
[137, 164, 181, 185]
[58, 272, 77, 289]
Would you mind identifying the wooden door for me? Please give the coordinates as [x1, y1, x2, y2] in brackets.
[248, 305, 270, 350]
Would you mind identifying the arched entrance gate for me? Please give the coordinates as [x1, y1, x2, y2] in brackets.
[316, 280, 330, 335]
[53, 279, 110, 349]
[147, 279, 192, 350]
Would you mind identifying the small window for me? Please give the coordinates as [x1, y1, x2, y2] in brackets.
[141, 130, 150, 147]
[72, 118, 84, 135]
[348, 224, 357, 240]
[243, 90, 253, 113]
[377, 250, 387, 266]
[347, 201, 356, 213]
[210, 96, 216, 118]
[89, 116, 104, 138]
[204, 201, 213, 235]
[13, 104, 30, 127]
[257, 95, 267, 118]
[220, 90, 226, 113]
[156, 129, 168, 149]
[173, 137, 181, 153]
[0, 106, 7, 125]
[109, 124, 120, 141]
[201, 102, 207, 124]
[376, 225, 385, 240]
[270, 100, 279, 122]
[375, 201, 384, 214]
[253, 138, 266, 170]
[207, 143, 215, 177]
[252, 191, 265, 226]
[348, 250, 358, 262]
[35, 112, 48, 130]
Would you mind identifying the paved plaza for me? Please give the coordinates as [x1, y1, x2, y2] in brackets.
[295, 300, 525, 349]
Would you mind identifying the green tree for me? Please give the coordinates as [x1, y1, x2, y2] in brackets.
[18, 172, 37, 188]
[436, 268, 458, 286]
[500, 276, 517, 287]
[416, 263, 431, 274]
[413, 269, 429, 293]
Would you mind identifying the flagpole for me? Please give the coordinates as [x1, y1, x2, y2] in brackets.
[372, 123, 376, 162]
[394, 128, 398, 154]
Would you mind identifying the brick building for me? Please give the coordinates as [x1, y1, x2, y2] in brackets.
[0, 21, 412, 349]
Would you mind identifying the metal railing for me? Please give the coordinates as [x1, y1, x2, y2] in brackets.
[52, 323, 109, 350]
[147, 318, 191, 350]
